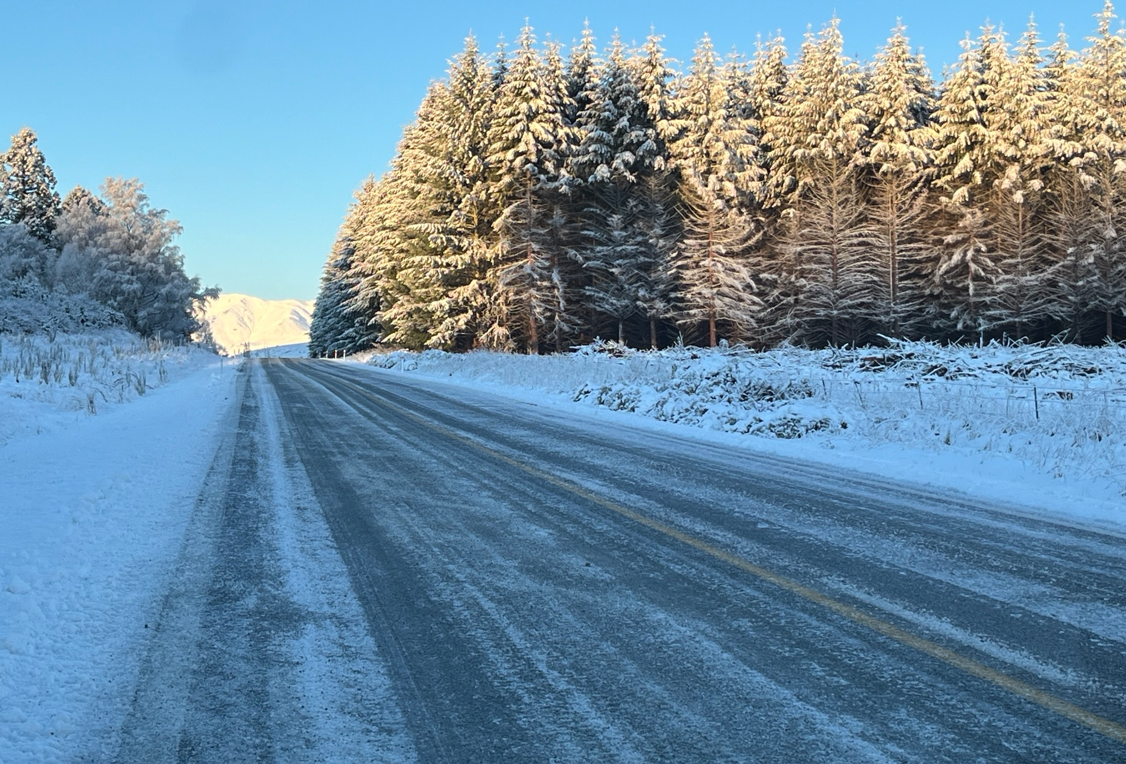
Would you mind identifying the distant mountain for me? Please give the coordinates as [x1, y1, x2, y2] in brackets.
[202, 293, 314, 354]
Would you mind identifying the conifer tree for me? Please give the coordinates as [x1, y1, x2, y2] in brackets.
[1, 128, 61, 242]
[986, 19, 1055, 338]
[1041, 28, 1098, 340]
[668, 34, 761, 346]
[768, 20, 871, 346]
[930, 29, 1008, 338]
[1072, 0, 1126, 341]
[486, 24, 573, 352]
[377, 82, 458, 349]
[629, 32, 679, 346]
[402, 35, 499, 350]
[572, 35, 662, 344]
[862, 22, 935, 339]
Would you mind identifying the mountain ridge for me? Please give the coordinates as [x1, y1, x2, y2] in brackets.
[203, 293, 314, 354]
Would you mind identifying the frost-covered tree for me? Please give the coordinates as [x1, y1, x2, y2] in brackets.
[374, 37, 500, 351]
[768, 20, 871, 346]
[668, 34, 762, 346]
[930, 28, 1008, 338]
[485, 24, 575, 352]
[572, 35, 666, 345]
[628, 32, 679, 346]
[986, 19, 1055, 338]
[567, 23, 600, 128]
[862, 22, 935, 339]
[80, 178, 209, 339]
[1, 128, 61, 243]
[53, 186, 111, 294]
[1041, 28, 1099, 340]
[0, 223, 54, 286]
[309, 184, 380, 357]
[370, 86, 453, 350]
[1070, 0, 1126, 341]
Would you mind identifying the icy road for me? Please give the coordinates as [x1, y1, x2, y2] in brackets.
[114, 359, 1126, 762]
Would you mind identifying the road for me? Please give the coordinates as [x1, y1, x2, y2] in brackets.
[112, 358, 1126, 763]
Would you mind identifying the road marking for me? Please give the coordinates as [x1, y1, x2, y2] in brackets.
[313, 365, 1126, 747]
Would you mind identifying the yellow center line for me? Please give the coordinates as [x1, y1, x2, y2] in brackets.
[326, 367, 1126, 746]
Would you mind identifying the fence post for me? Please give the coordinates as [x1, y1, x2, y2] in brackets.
[1033, 386, 1039, 421]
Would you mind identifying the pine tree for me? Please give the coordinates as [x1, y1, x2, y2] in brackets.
[862, 22, 935, 339]
[572, 35, 665, 345]
[987, 18, 1055, 338]
[309, 183, 380, 356]
[630, 32, 679, 346]
[1041, 28, 1097, 340]
[768, 19, 871, 346]
[1, 128, 61, 242]
[668, 34, 761, 346]
[1072, 0, 1126, 341]
[376, 81, 458, 349]
[485, 24, 573, 352]
[930, 29, 1007, 339]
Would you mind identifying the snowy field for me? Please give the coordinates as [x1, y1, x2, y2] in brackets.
[364, 340, 1126, 529]
[0, 332, 236, 762]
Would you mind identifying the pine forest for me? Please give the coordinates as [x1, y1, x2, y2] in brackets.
[310, 3, 1126, 355]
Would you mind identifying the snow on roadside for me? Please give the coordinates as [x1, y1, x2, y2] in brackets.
[0, 333, 238, 762]
[361, 340, 1126, 529]
[0, 330, 230, 445]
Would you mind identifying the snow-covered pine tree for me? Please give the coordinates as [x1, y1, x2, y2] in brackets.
[629, 31, 679, 347]
[1071, 0, 1126, 341]
[861, 22, 935, 340]
[309, 180, 380, 356]
[0, 128, 61, 243]
[405, 35, 498, 350]
[986, 18, 1055, 339]
[767, 19, 871, 346]
[347, 173, 416, 347]
[1040, 28, 1099, 341]
[485, 24, 574, 353]
[749, 34, 789, 211]
[376, 81, 458, 349]
[540, 38, 584, 352]
[572, 34, 661, 345]
[667, 34, 762, 346]
[929, 28, 1008, 340]
[567, 23, 599, 128]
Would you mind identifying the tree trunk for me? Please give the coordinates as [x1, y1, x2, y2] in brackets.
[649, 316, 657, 349]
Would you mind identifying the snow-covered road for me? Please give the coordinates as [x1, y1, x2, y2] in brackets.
[5, 357, 1126, 762]
[263, 359, 1124, 762]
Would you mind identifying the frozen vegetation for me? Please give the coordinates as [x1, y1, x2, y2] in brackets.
[367, 341, 1126, 522]
[0, 331, 223, 445]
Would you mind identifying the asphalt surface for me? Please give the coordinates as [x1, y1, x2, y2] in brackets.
[114, 358, 1126, 762]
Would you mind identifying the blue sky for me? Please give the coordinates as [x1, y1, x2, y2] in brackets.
[4, 1, 1104, 301]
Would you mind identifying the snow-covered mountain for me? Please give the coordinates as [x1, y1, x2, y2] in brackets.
[203, 293, 314, 354]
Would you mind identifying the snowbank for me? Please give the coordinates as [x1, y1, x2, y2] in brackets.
[0, 332, 238, 762]
[363, 340, 1126, 529]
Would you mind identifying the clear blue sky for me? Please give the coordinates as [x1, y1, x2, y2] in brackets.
[4, 0, 1104, 301]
